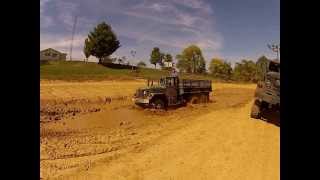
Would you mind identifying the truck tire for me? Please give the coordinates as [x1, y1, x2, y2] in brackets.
[190, 95, 200, 104]
[250, 103, 261, 119]
[200, 94, 209, 103]
[151, 99, 165, 109]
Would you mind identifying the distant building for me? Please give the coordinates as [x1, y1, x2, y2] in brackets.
[40, 48, 67, 61]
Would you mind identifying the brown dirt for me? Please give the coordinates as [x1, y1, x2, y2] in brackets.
[40, 81, 279, 180]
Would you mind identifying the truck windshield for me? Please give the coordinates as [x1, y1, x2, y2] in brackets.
[165, 78, 175, 86]
[157, 77, 177, 87]
[160, 78, 165, 86]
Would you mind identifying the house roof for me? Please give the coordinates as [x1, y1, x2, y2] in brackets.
[40, 48, 66, 55]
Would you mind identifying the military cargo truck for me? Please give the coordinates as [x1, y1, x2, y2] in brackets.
[251, 60, 280, 119]
[133, 76, 212, 109]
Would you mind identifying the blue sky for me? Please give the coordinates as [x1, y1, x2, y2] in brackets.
[40, 0, 279, 67]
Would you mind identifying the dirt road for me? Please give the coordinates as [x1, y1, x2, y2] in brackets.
[40, 81, 279, 180]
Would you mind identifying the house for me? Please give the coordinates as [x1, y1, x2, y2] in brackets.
[40, 48, 67, 61]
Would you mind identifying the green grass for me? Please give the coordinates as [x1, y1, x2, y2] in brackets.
[40, 61, 171, 81]
[40, 61, 237, 82]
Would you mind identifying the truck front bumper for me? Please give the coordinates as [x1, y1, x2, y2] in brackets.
[132, 97, 150, 107]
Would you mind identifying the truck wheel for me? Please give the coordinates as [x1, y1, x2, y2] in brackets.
[152, 99, 165, 109]
[190, 95, 200, 104]
[200, 94, 209, 103]
[250, 103, 261, 119]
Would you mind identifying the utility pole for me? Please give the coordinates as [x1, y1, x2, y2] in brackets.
[69, 15, 78, 61]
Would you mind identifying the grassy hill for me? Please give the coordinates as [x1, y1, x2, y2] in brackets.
[40, 61, 218, 81]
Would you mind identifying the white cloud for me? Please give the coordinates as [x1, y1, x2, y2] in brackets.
[171, 0, 213, 14]
[121, 0, 222, 53]
[126, 1, 204, 28]
[41, 16, 54, 28]
[41, 33, 87, 59]
[40, 0, 223, 63]
[40, 0, 54, 28]
[40, 0, 50, 14]
[55, 1, 79, 30]
[149, 3, 169, 12]
[176, 13, 198, 27]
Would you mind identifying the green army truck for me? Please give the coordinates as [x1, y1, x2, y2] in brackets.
[133, 76, 212, 109]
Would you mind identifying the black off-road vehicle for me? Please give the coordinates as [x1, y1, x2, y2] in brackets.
[133, 76, 212, 109]
[251, 60, 280, 119]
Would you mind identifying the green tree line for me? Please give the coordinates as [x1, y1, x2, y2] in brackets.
[208, 56, 271, 82]
[83, 22, 271, 82]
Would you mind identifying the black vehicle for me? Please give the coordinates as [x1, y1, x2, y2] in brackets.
[251, 60, 280, 119]
[133, 76, 212, 109]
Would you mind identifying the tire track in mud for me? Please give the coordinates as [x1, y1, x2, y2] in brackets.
[40, 85, 256, 179]
[40, 95, 129, 123]
[56, 102, 279, 180]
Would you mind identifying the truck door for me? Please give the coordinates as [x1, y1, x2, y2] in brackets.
[165, 77, 178, 105]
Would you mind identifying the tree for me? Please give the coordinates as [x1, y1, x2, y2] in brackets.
[159, 52, 165, 67]
[163, 54, 173, 62]
[150, 47, 161, 68]
[83, 38, 91, 63]
[233, 59, 258, 82]
[256, 55, 270, 81]
[209, 58, 233, 79]
[137, 61, 146, 67]
[161, 53, 173, 70]
[176, 54, 191, 73]
[176, 45, 206, 74]
[85, 22, 120, 64]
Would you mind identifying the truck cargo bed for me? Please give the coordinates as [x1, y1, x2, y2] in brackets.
[179, 79, 212, 93]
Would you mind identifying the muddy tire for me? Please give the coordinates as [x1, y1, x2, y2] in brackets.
[190, 95, 200, 104]
[250, 103, 261, 119]
[200, 94, 209, 103]
[151, 99, 165, 109]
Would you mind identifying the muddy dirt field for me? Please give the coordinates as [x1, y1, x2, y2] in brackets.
[40, 80, 279, 180]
